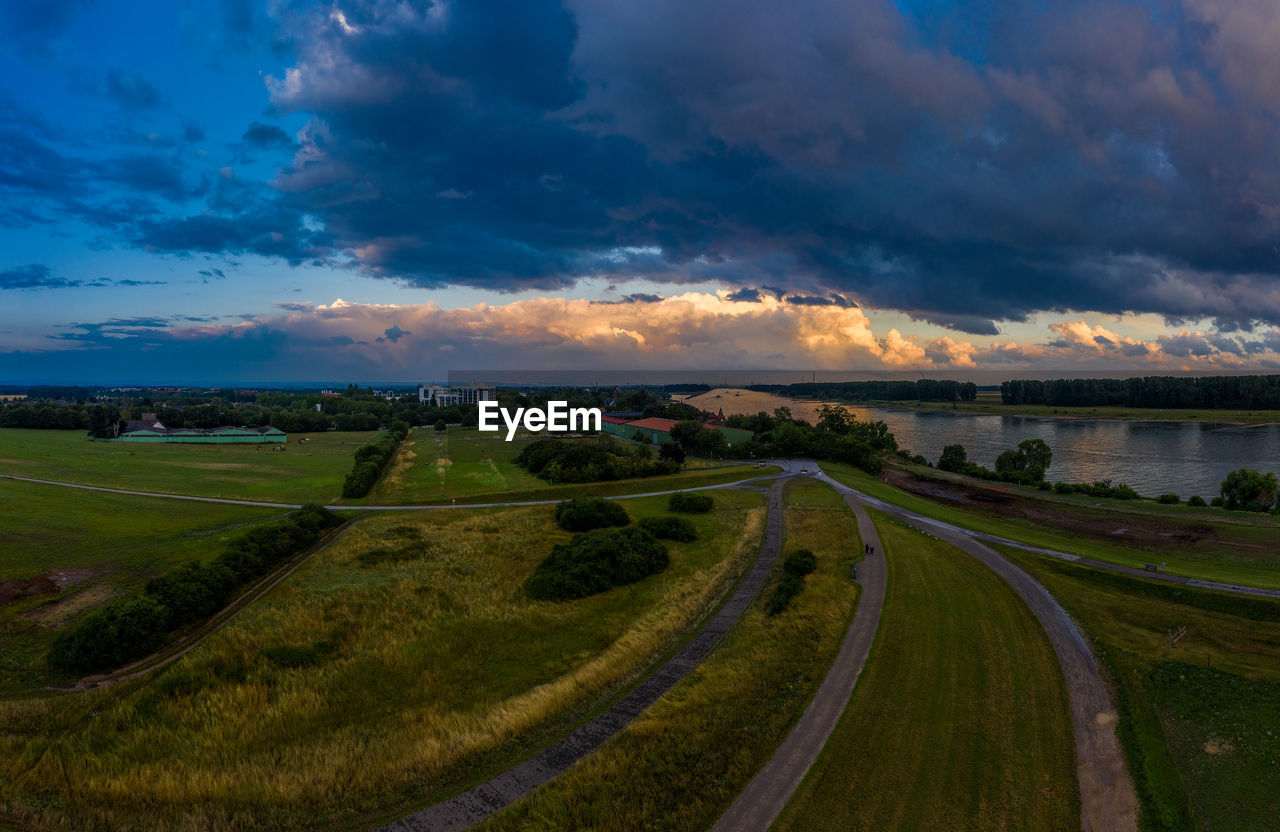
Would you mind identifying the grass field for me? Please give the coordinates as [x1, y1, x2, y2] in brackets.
[1001, 548, 1280, 831]
[0, 480, 284, 692]
[0, 490, 766, 830]
[353, 427, 777, 506]
[0, 428, 367, 503]
[773, 512, 1077, 832]
[821, 462, 1280, 589]
[477, 477, 862, 831]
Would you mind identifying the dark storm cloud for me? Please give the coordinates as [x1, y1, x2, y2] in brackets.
[724, 287, 761, 303]
[241, 122, 293, 149]
[382, 324, 410, 342]
[12, 0, 1280, 329]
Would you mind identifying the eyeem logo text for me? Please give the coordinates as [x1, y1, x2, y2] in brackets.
[478, 400, 603, 441]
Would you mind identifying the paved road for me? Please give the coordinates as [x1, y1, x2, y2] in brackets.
[709, 493, 886, 832]
[815, 470, 1140, 832]
[375, 477, 795, 832]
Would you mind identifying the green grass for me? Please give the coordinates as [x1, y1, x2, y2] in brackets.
[867, 397, 1280, 425]
[476, 478, 862, 831]
[821, 462, 1280, 590]
[353, 428, 778, 505]
[0, 428, 367, 503]
[774, 512, 1077, 832]
[0, 479, 284, 692]
[999, 548, 1280, 831]
[0, 491, 767, 830]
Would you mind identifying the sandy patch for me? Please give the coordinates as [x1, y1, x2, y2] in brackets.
[1203, 738, 1235, 754]
[26, 583, 119, 627]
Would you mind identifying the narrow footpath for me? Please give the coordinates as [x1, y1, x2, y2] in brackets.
[374, 477, 793, 832]
[709, 493, 886, 832]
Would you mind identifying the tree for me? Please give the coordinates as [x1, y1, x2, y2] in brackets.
[658, 441, 686, 464]
[1018, 438, 1053, 479]
[995, 449, 1026, 476]
[1220, 468, 1278, 511]
[938, 444, 967, 473]
[434, 419, 447, 431]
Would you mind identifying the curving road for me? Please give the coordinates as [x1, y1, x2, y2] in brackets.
[814, 469, 1140, 832]
[709, 492, 886, 832]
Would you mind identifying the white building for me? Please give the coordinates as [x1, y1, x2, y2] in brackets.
[418, 383, 497, 407]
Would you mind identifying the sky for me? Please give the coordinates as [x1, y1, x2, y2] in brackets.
[2, 0, 1280, 384]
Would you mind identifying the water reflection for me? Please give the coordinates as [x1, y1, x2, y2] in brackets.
[691, 390, 1280, 498]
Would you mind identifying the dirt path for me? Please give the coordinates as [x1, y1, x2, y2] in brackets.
[374, 477, 793, 832]
[819, 471, 1139, 832]
[709, 493, 886, 832]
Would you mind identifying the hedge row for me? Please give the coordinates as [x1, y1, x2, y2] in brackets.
[525, 527, 669, 601]
[555, 498, 630, 532]
[668, 492, 714, 513]
[47, 505, 343, 675]
[341, 420, 410, 498]
[637, 515, 698, 542]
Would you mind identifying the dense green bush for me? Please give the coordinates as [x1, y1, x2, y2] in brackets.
[1052, 479, 1141, 500]
[768, 548, 820, 615]
[554, 498, 630, 532]
[1187, 495, 1207, 507]
[784, 549, 817, 577]
[47, 506, 343, 676]
[515, 436, 680, 483]
[341, 421, 410, 497]
[525, 527, 669, 601]
[768, 574, 805, 616]
[637, 515, 698, 542]
[668, 492, 714, 513]
[1220, 467, 1279, 512]
[1157, 493, 1181, 505]
[1210, 496, 1225, 507]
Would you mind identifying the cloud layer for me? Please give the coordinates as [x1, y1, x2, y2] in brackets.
[8, 292, 1276, 383]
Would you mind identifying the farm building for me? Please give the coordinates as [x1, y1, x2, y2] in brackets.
[103, 419, 287, 444]
[601, 415, 754, 446]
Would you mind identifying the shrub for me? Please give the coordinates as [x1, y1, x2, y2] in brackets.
[554, 498, 630, 532]
[1187, 495, 1207, 507]
[637, 515, 698, 542]
[525, 527, 668, 601]
[784, 549, 817, 577]
[515, 437, 679, 484]
[262, 643, 327, 669]
[768, 574, 804, 616]
[668, 492, 714, 513]
[1157, 493, 1181, 505]
[1210, 496, 1224, 507]
[434, 419, 447, 431]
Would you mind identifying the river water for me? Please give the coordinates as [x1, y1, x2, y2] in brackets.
[682, 389, 1280, 499]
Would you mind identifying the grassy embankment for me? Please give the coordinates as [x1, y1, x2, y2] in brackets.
[0, 479, 283, 692]
[353, 427, 778, 506]
[0, 428, 365, 503]
[821, 462, 1280, 590]
[0, 491, 765, 831]
[476, 477, 860, 831]
[1001, 548, 1280, 831]
[773, 512, 1077, 831]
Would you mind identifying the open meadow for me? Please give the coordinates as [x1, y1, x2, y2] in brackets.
[0, 428, 366, 503]
[352, 427, 777, 506]
[774, 512, 1077, 831]
[1003, 548, 1280, 831]
[0, 490, 766, 830]
[478, 477, 862, 831]
[0, 479, 285, 692]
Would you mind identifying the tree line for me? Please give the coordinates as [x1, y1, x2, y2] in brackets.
[1000, 375, 1280, 409]
[341, 421, 410, 498]
[47, 505, 344, 676]
[749, 379, 978, 403]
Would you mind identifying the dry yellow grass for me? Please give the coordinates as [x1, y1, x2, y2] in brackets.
[0, 491, 764, 830]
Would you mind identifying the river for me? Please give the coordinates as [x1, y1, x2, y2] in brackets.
[681, 388, 1280, 499]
